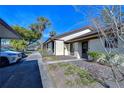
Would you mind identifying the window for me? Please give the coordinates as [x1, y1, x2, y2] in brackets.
[105, 34, 118, 48]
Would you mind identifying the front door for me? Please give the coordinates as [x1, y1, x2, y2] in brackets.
[70, 43, 74, 55]
[82, 41, 88, 59]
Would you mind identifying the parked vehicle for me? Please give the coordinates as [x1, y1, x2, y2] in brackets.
[7, 48, 27, 58]
[0, 48, 22, 66]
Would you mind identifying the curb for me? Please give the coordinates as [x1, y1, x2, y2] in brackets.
[37, 52, 54, 88]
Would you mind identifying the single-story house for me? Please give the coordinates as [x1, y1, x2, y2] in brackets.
[43, 26, 124, 59]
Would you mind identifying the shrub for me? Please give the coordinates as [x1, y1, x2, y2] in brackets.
[87, 51, 103, 60]
[87, 51, 107, 64]
[105, 53, 124, 65]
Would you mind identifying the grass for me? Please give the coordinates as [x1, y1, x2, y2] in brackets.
[48, 63, 96, 87]
[43, 55, 59, 61]
[48, 63, 58, 70]
[59, 63, 95, 86]
[39, 50, 59, 62]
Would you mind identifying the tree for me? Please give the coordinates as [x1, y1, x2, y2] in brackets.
[10, 25, 41, 51]
[49, 31, 57, 37]
[92, 6, 124, 88]
[30, 17, 51, 49]
[73, 5, 124, 88]
[100, 6, 124, 26]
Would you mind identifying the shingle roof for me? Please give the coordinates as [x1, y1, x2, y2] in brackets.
[0, 18, 22, 39]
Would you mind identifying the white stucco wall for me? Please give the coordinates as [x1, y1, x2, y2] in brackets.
[55, 40, 64, 55]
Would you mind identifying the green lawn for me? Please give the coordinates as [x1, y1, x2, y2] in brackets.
[43, 55, 59, 62]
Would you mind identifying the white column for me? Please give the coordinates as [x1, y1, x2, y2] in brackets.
[55, 40, 64, 55]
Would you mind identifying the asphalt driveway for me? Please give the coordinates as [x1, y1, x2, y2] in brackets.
[0, 54, 43, 88]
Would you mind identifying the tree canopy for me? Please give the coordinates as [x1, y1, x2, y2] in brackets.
[10, 17, 51, 51]
[30, 17, 51, 34]
[10, 25, 41, 51]
[49, 31, 57, 37]
[101, 6, 124, 26]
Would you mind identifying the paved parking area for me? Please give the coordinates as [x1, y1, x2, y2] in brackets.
[0, 56, 43, 88]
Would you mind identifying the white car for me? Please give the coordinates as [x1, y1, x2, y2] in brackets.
[0, 49, 22, 66]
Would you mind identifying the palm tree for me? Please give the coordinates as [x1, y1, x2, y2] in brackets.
[30, 17, 51, 49]
[49, 31, 57, 37]
[30, 24, 38, 32]
[37, 17, 51, 32]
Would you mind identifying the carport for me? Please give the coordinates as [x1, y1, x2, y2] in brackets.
[0, 18, 21, 52]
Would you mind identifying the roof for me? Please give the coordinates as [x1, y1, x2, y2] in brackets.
[44, 26, 95, 44]
[55, 26, 95, 39]
[44, 24, 124, 44]
[66, 31, 98, 43]
[0, 18, 22, 39]
[66, 25, 117, 43]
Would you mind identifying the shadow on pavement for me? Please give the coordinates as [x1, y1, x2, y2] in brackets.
[0, 59, 43, 88]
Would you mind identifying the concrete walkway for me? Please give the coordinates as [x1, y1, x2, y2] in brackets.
[35, 52, 55, 88]
[46, 59, 83, 64]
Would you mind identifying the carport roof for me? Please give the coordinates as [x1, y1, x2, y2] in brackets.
[0, 18, 22, 39]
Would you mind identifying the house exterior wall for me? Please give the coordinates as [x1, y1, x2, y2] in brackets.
[55, 40, 64, 55]
[45, 37, 124, 59]
[47, 42, 54, 55]
[63, 37, 124, 58]
[44, 27, 124, 59]
[118, 37, 124, 54]
[88, 38, 105, 52]
[88, 37, 124, 54]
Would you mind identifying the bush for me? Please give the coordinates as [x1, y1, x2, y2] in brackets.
[105, 53, 124, 65]
[87, 51, 103, 60]
[87, 51, 107, 64]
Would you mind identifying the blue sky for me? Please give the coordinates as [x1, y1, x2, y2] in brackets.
[0, 5, 103, 40]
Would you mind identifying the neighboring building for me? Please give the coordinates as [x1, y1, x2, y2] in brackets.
[43, 26, 123, 59]
[0, 18, 22, 50]
[0, 18, 21, 39]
